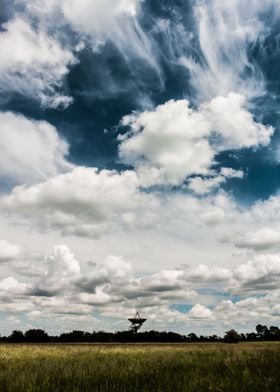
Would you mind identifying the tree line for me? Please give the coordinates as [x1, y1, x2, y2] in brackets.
[0, 324, 279, 343]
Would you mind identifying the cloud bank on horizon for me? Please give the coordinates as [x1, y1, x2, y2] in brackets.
[0, 0, 280, 335]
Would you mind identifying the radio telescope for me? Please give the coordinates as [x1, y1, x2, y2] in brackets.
[128, 312, 147, 333]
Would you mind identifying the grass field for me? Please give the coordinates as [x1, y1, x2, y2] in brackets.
[0, 343, 279, 391]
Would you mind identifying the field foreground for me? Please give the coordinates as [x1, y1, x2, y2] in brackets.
[0, 343, 279, 391]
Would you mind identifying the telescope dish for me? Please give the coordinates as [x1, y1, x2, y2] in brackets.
[128, 312, 147, 333]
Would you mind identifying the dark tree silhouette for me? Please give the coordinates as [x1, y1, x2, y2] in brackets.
[24, 329, 49, 343]
[224, 329, 240, 343]
[0, 325, 279, 343]
[187, 333, 199, 342]
[8, 330, 25, 343]
[256, 324, 268, 338]
[269, 326, 280, 339]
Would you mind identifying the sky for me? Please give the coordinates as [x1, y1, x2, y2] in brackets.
[0, 0, 280, 336]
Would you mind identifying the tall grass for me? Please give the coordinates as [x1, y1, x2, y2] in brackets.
[0, 343, 279, 391]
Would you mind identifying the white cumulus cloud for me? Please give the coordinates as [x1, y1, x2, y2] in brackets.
[120, 99, 214, 185]
[189, 168, 244, 195]
[0, 240, 24, 263]
[232, 254, 280, 292]
[0, 167, 158, 237]
[119, 94, 273, 186]
[235, 227, 280, 251]
[204, 93, 273, 149]
[0, 111, 73, 186]
[188, 304, 213, 319]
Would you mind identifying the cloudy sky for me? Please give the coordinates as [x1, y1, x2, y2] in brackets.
[0, 0, 280, 336]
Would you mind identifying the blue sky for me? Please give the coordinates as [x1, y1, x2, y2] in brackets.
[0, 0, 279, 336]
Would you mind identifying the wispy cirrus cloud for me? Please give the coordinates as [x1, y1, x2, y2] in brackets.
[0, 18, 77, 108]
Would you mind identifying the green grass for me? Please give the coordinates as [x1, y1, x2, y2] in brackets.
[0, 343, 279, 391]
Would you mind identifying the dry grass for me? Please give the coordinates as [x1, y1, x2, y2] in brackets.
[0, 342, 279, 391]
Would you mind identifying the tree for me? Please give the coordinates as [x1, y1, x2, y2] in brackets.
[246, 332, 257, 341]
[186, 333, 199, 342]
[256, 324, 269, 339]
[8, 330, 25, 343]
[224, 329, 240, 343]
[59, 330, 87, 342]
[269, 326, 280, 339]
[25, 329, 49, 342]
[208, 334, 221, 342]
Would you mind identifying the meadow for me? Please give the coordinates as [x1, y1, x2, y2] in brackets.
[0, 343, 279, 392]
